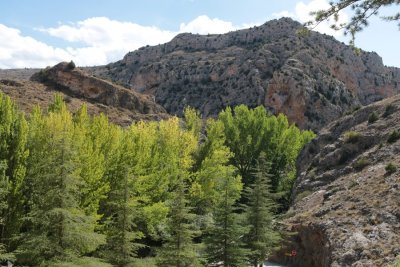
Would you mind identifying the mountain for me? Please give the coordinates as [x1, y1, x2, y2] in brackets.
[86, 17, 400, 131]
[0, 62, 169, 125]
[271, 95, 400, 267]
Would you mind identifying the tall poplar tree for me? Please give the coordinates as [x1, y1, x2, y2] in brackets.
[99, 126, 143, 266]
[0, 93, 28, 255]
[217, 105, 315, 208]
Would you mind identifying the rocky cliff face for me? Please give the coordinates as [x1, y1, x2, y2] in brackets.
[87, 17, 400, 131]
[32, 62, 166, 115]
[273, 96, 400, 267]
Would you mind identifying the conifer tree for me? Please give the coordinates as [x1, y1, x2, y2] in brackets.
[156, 179, 201, 267]
[244, 153, 281, 267]
[17, 98, 105, 265]
[204, 169, 248, 267]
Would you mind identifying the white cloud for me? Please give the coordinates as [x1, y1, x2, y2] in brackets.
[179, 15, 261, 34]
[0, 15, 263, 68]
[0, 24, 71, 69]
[272, 11, 296, 19]
[39, 17, 176, 66]
[0, 15, 262, 68]
[179, 15, 236, 34]
[274, 0, 349, 37]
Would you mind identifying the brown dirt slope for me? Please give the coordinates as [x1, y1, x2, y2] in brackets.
[0, 63, 169, 125]
[273, 95, 400, 267]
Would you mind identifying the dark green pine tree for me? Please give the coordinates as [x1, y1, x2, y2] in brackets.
[204, 172, 249, 267]
[244, 153, 281, 267]
[156, 178, 201, 267]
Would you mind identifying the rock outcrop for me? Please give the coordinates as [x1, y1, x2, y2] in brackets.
[273, 96, 400, 266]
[87, 17, 400, 131]
[32, 62, 166, 115]
[0, 63, 169, 126]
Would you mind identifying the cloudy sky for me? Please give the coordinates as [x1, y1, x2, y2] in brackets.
[0, 0, 399, 68]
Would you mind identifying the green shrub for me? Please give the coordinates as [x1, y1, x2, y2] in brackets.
[383, 104, 396, 118]
[368, 111, 379, 124]
[353, 158, 370, 171]
[67, 60, 76, 70]
[385, 163, 397, 174]
[387, 130, 400, 144]
[348, 180, 358, 189]
[344, 131, 360, 143]
[295, 190, 312, 203]
[388, 257, 400, 267]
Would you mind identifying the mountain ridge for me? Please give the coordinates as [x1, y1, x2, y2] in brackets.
[86, 17, 400, 131]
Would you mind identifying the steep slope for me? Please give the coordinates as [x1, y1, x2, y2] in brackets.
[87, 17, 400, 131]
[273, 96, 400, 267]
[0, 62, 169, 125]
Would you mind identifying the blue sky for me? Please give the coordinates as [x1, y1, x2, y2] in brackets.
[0, 0, 399, 68]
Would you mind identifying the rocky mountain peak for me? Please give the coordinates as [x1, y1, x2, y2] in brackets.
[87, 18, 400, 131]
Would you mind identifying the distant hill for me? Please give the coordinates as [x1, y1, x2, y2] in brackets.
[86, 17, 400, 131]
[0, 62, 168, 125]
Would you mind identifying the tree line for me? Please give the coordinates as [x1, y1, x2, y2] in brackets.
[0, 92, 314, 266]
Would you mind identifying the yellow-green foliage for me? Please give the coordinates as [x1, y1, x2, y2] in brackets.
[0, 92, 314, 266]
[344, 131, 361, 143]
[217, 105, 315, 207]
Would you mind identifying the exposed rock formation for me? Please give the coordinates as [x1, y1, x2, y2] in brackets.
[273, 96, 400, 266]
[0, 64, 169, 126]
[31, 62, 166, 115]
[87, 17, 400, 131]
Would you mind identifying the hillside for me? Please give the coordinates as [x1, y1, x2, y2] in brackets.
[0, 62, 169, 125]
[273, 96, 400, 267]
[87, 17, 400, 131]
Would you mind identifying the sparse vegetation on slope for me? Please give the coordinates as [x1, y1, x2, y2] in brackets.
[274, 95, 400, 267]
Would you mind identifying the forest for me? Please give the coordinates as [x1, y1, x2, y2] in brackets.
[0, 92, 314, 267]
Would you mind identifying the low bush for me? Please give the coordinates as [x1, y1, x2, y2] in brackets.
[385, 163, 397, 174]
[295, 190, 312, 203]
[353, 158, 370, 171]
[67, 60, 76, 70]
[387, 130, 400, 144]
[383, 104, 396, 118]
[344, 131, 360, 143]
[368, 111, 379, 124]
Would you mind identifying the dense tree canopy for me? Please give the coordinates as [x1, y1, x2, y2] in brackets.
[217, 105, 315, 207]
[0, 92, 314, 266]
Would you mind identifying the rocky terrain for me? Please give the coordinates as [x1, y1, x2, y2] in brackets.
[272, 96, 400, 266]
[0, 62, 169, 125]
[87, 17, 400, 131]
